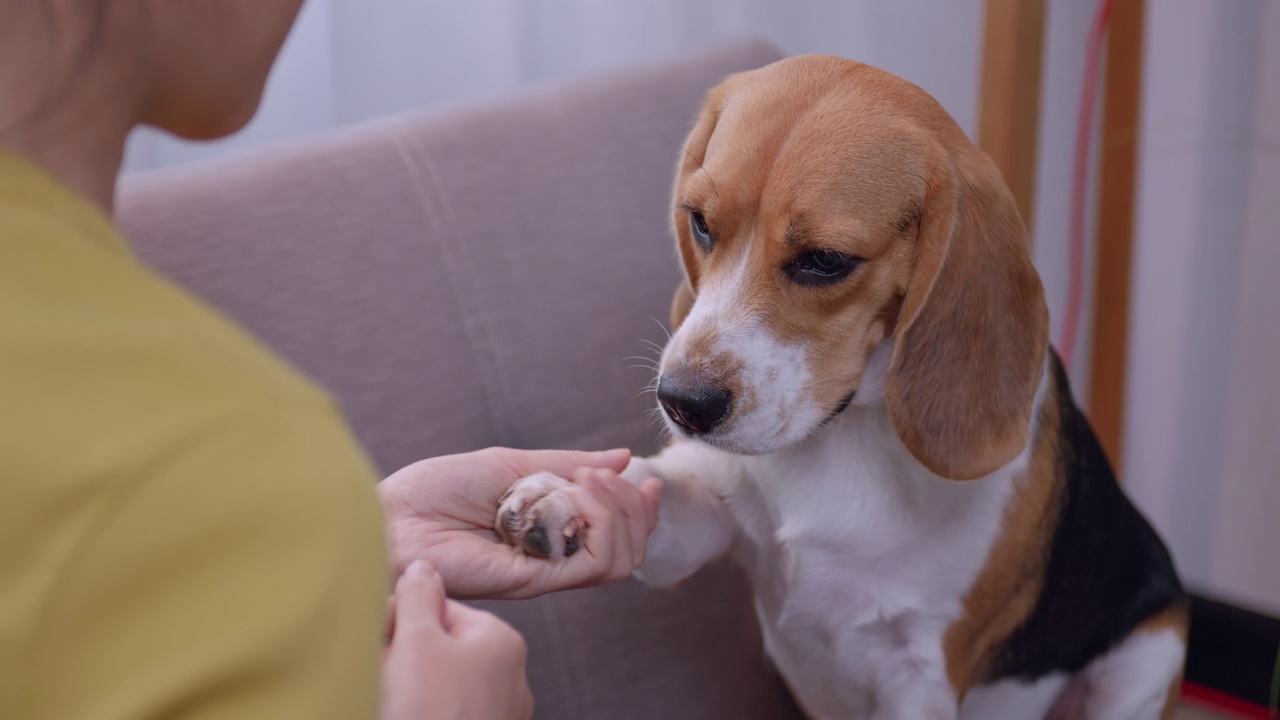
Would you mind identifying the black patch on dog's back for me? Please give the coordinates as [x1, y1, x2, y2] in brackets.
[986, 351, 1185, 680]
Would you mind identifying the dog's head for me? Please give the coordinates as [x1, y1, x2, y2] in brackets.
[655, 55, 1049, 480]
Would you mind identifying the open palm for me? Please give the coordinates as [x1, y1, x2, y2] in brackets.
[378, 447, 660, 600]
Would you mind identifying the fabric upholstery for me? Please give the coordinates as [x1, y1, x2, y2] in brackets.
[118, 39, 803, 719]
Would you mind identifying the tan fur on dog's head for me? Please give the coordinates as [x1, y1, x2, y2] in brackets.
[661, 55, 1048, 479]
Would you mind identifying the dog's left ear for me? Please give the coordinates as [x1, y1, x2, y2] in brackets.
[666, 79, 732, 329]
[669, 279, 696, 330]
[885, 147, 1049, 481]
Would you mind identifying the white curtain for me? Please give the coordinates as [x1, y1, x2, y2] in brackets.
[122, 0, 987, 174]
[1126, 0, 1280, 614]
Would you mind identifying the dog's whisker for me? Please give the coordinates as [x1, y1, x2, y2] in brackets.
[647, 317, 673, 344]
[633, 388, 660, 403]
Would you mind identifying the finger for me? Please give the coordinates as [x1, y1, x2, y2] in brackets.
[445, 601, 526, 656]
[582, 469, 635, 582]
[640, 476, 663, 533]
[494, 447, 631, 479]
[438, 597, 486, 637]
[520, 685, 535, 720]
[562, 469, 620, 580]
[392, 559, 448, 638]
[598, 469, 660, 569]
[595, 469, 648, 569]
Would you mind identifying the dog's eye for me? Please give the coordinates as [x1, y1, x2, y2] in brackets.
[688, 211, 713, 252]
[786, 250, 863, 286]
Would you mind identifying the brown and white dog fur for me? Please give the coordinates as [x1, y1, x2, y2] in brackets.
[497, 55, 1186, 719]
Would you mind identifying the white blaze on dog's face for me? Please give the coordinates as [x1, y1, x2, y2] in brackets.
[656, 56, 1048, 475]
[656, 61, 923, 454]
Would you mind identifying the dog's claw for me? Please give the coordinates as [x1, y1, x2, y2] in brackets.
[564, 533, 581, 557]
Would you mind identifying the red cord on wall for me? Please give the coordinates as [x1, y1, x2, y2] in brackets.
[1059, 0, 1113, 371]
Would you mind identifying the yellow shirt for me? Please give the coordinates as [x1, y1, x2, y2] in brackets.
[0, 152, 387, 719]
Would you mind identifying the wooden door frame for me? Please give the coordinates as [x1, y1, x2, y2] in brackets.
[1087, 0, 1145, 469]
[978, 0, 1047, 235]
[978, 0, 1143, 467]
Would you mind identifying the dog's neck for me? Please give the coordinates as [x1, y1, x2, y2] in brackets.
[849, 339, 895, 410]
[757, 339, 1048, 492]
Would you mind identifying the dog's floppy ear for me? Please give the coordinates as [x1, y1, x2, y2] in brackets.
[670, 278, 696, 330]
[885, 147, 1049, 481]
[669, 80, 732, 317]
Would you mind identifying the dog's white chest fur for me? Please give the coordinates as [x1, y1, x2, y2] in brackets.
[716, 407, 1024, 719]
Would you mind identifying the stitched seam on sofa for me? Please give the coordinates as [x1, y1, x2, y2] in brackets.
[394, 123, 531, 447]
[373, 122, 512, 446]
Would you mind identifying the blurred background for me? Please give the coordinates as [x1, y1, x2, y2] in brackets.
[124, 0, 1278, 706]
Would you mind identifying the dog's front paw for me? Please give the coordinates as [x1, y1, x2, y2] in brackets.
[495, 471, 584, 559]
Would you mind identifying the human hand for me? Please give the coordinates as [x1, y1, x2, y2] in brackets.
[379, 447, 661, 600]
[381, 560, 532, 720]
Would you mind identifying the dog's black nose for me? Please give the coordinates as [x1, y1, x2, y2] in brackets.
[657, 374, 733, 435]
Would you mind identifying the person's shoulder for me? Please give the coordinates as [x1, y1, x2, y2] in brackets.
[8, 400, 387, 720]
[0, 194, 358, 495]
[2, 205, 332, 416]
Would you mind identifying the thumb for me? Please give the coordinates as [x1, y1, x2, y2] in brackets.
[438, 597, 493, 637]
[392, 560, 448, 638]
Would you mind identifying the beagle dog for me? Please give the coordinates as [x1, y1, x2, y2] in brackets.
[498, 55, 1186, 719]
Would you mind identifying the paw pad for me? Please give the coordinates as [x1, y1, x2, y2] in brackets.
[495, 472, 583, 559]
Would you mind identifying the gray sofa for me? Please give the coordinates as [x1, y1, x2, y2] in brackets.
[118, 39, 806, 719]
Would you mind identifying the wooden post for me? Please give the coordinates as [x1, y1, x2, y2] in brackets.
[978, 0, 1047, 235]
[1088, 0, 1146, 469]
